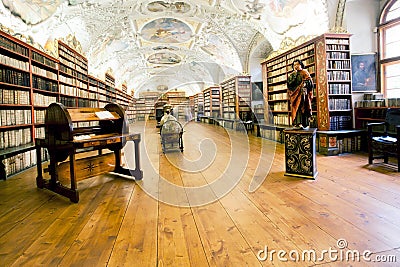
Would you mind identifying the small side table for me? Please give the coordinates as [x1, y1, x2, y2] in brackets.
[284, 128, 318, 179]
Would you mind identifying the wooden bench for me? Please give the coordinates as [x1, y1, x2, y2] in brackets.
[368, 108, 400, 171]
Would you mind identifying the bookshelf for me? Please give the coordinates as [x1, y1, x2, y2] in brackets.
[0, 30, 138, 179]
[194, 92, 204, 121]
[262, 33, 352, 131]
[202, 86, 221, 118]
[0, 30, 36, 179]
[105, 72, 116, 105]
[220, 75, 252, 121]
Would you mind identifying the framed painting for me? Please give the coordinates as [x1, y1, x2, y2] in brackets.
[351, 53, 377, 92]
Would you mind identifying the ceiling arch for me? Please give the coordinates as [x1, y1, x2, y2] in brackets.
[0, 0, 332, 96]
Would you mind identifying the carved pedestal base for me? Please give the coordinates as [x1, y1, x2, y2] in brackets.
[284, 128, 318, 179]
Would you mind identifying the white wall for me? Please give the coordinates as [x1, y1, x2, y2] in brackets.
[345, 0, 381, 54]
[343, 0, 381, 102]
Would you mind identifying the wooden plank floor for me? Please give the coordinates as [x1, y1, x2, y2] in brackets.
[1, 120, 400, 266]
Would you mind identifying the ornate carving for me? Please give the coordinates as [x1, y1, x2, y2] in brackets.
[315, 39, 330, 130]
[285, 133, 314, 176]
[59, 34, 84, 55]
[266, 35, 317, 60]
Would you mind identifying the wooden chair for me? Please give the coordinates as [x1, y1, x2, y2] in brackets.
[367, 108, 400, 171]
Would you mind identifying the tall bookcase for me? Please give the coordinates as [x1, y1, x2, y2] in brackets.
[0, 30, 137, 179]
[220, 75, 252, 121]
[58, 40, 89, 108]
[262, 33, 352, 131]
[194, 92, 204, 120]
[1, 31, 38, 179]
[202, 86, 221, 118]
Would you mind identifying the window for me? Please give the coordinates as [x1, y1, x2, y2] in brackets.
[379, 0, 400, 98]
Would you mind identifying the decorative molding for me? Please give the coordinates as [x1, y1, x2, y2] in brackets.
[330, 0, 347, 33]
[59, 34, 84, 55]
[0, 23, 46, 52]
[265, 35, 317, 61]
[315, 39, 330, 131]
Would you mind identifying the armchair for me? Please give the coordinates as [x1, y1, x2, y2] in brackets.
[367, 108, 400, 171]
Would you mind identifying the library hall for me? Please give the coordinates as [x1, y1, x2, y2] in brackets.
[1, 0, 400, 266]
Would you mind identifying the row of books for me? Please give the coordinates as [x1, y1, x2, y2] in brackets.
[32, 65, 57, 80]
[267, 75, 286, 84]
[0, 109, 31, 126]
[31, 51, 57, 69]
[0, 53, 29, 71]
[387, 98, 400, 107]
[326, 44, 349, 50]
[77, 98, 96, 107]
[32, 76, 58, 92]
[316, 136, 362, 153]
[270, 102, 288, 111]
[273, 114, 290, 125]
[327, 60, 351, 69]
[0, 128, 31, 149]
[0, 35, 29, 56]
[328, 99, 351, 110]
[33, 92, 57, 106]
[35, 126, 45, 139]
[59, 63, 75, 74]
[326, 52, 349, 59]
[268, 83, 287, 92]
[328, 84, 350, 94]
[0, 68, 30, 86]
[269, 92, 288, 100]
[354, 98, 400, 107]
[34, 109, 46, 124]
[329, 116, 352, 130]
[0, 88, 30, 104]
[326, 39, 349, 45]
[354, 100, 386, 107]
[59, 96, 76, 107]
[286, 44, 314, 60]
[3, 150, 37, 177]
[327, 70, 350, 81]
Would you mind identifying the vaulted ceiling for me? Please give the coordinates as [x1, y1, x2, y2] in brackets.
[0, 0, 333, 96]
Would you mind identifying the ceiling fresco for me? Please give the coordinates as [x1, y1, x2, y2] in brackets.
[147, 52, 181, 64]
[0, 0, 333, 96]
[141, 18, 193, 43]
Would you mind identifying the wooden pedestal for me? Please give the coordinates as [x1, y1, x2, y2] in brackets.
[284, 128, 318, 179]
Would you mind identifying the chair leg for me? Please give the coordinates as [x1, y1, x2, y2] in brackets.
[368, 148, 373, 164]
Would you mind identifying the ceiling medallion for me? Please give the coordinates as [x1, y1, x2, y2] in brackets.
[141, 18, 192, 44]
[147, 52, 181, 64]
[147, 1, 191, 14]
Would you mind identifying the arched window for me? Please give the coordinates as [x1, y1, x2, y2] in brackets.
[379, 0, 400, 98]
